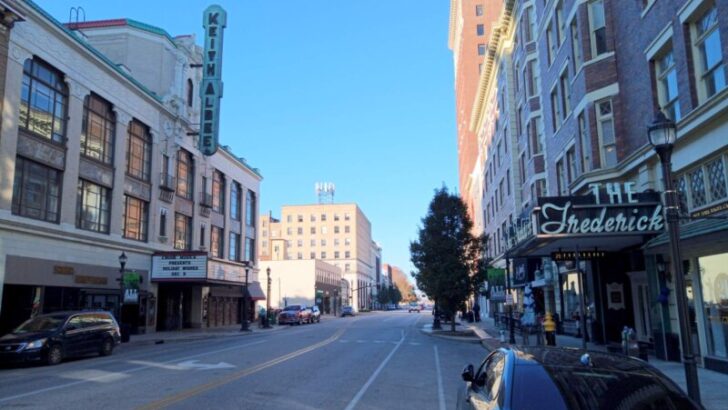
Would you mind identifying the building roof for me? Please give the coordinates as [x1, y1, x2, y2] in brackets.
[64, 18, 180, 48]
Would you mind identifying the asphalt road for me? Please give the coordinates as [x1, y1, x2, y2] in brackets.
[0, 311, 486, 410]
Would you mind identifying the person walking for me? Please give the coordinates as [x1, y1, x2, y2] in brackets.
[473, 302, 481, 322]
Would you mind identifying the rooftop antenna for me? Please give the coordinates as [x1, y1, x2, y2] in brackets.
[315, 182, 335, 204]
[68, 6, 86, 25]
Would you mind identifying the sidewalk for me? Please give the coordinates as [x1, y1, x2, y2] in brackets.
[469, 317, 728, 410]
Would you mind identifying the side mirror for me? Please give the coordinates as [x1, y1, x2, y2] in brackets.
[461, 364, 475, 382]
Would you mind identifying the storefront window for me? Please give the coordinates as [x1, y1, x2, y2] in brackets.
[699, 253, 728, 358]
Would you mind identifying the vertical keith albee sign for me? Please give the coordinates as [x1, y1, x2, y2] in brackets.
[199, 5, 227, 156]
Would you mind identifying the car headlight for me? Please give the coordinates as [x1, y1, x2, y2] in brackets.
[24, 338, 47, 350]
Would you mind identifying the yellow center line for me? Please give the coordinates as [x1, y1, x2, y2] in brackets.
[137, 326, 349, 410]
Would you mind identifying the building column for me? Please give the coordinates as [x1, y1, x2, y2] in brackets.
[58, 79, 87, 229]
[110, 110, 131, 237]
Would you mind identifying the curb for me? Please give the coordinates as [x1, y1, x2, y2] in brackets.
[123, 324, 289, 347]
[419, 327, 482, 344]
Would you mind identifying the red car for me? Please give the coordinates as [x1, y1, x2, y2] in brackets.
[277, 305, 312, 325]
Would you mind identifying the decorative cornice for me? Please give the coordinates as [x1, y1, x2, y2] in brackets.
[448, 0, 458, 50]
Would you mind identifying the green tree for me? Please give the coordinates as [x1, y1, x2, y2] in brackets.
[377, 286, 389, 306]
[388, 285, 402, 305]
[410, 187, 488, 332]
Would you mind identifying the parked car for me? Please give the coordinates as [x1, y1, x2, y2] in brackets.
[341, 306, 355, 317]
[310, 306, 321, 323]
[0, 311, 121, 366]
[277, 305, 312, 325]
[408, 303, 421, 313]
[457, 346, 701, 410]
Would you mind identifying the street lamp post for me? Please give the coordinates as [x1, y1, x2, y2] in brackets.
[648, 111, 700, 404]
[118, 252, 127, 321]
[502, 229, 516, 344]
[265, 267, 272, 328]
[241, 261, 251, 332]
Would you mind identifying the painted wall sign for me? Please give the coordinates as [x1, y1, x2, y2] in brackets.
[152, 252, 208, 279]
[199, 5, 227, 156]
[207, 260, 243, 283]
[53, 265, 74, 275]
[536, 190, 664, 237]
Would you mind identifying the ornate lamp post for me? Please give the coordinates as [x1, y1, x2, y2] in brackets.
[264, 267, 272, 328]
[118, 252, 127, 320]
[502, 228, 516, 344]
[648, 111, 700, 404]
[240, 261, 251, 332]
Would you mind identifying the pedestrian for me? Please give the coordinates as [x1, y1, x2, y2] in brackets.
[258, 305, 266, 328]
[473, 303, 481, 322]
[543, 312, 556, 346]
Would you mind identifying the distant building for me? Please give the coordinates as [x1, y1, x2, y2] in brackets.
[258, 260, 343, 315]
[259, 203, 377, 310]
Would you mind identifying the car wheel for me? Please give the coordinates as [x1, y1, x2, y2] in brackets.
[46, 344, 63, 365]
[99, 338, 114, 356]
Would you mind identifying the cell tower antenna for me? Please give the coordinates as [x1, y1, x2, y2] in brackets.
[315, 182, 335, 204]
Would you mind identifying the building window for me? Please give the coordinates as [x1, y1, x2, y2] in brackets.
[297, 227, 303, 235]
[174, 213, 192, 250]
[519, 153, 526, 184]
[693, 5, 725, 101]
[475, 4, 483, 16]
[311, 239, 316, 246]
[286, 215, 292, 223]
[335, 251, 340, 259]
[546, 25, 555, 65]
[229, 232, 240, 261]
[321, 251, 327, 259]
[244, 236, 255, 262]
[246, 190, 256, 226]
[334, 226, 340, 234]
[297, 214, 303, 222]
[321, 239, 327, 246]
[655, 48, 681, 121]
[578, 113, 591, 172]
[345, 238, 351, 246]
[176, 150, 194, 199]
[588, 0, 607, 57]
[596, 100, 617, 168]
[560, 70, 571, 119]
[676, 156, 728, 211]
[230, 181, 241, 220]
[478, 43, 486, 56]
[81, 94, 115, 164]
[159, 208, 167, 237]
[200, 223, 206, 248]
[523, 6, 534, 42]
[76, 179, 110, 233]
[527, 60, 539, 96]
[344, 226, 350, 233]
[126, 120, 152, 181]
[506, 169, 511, 195]
[555, 1, 565, 46]
[345, 213, 351, 221]
[212, 170, 225, 213]
[297, 239, 303, 247]
[321, 213, 327, 221]
[571, 20, 582, 71]
[297, 252, 303, 259]
[122, 195, 148, 241]
[287, 227, 293, 235]
[334, 238, 340, 246]
[11, 157, 61, 223]
[187, 78, 194, 108]
[211, 226, 224, 258]
[551, 87, 561, 131]
[530, 117, 543, 156]
[322, 226, 328, 235]
[345, 251, 351, 258]
[697, 253, 728, 359]
[19, 58, 67, 144]
[566, 147, 577, 184]
[477, 24, 484, 36]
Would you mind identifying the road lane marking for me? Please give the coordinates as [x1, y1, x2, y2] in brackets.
[0, 339, 267, 404]
[434, 345, 446, 410]
[344, 330, 406, 410]
[138, 326, 348, 410]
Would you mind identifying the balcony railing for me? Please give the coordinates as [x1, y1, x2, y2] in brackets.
[200, 192, 213, 208]
[159, 173, 176, 192]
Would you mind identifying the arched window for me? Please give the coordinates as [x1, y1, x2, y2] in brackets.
[187, 78, 193, 107]
[19, 58, 68, 144]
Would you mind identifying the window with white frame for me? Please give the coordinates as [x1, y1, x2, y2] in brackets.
[556, 1, 565, 46]
[559, 69, 571, 119]
[556, 158, 566, 195]
[551, 86, 561, 131]
[478, 43, 486, 56]
[588, 0, 607, 57]
[578, 113, 591, 173]
[477, 24, 484, 36]
[571, 20, 582, 71]
[596, 99, 617, 168]
[547, 25, 556, 65]
[523, 6, 534, 42]
[566, 146, 577, 184]
[655, 47, 681, 121]
[527, 60, 539, 96]
[675, 154, 727, 211]
[692, 4, 725, 101]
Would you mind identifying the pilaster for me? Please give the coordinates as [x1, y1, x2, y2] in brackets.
[58, 79, 87, 228]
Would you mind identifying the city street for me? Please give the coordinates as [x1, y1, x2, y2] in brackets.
[0, 311, 483, 409]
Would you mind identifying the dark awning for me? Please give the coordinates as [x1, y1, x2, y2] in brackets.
[246, 281, 266, 301]
[643, 218, 728, 255]
[508, 232, 652, 258]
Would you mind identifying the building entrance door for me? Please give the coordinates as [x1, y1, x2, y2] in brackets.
[628, 271, 652, 342]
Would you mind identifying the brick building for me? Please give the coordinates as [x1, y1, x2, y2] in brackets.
[459, 0, 728, 373]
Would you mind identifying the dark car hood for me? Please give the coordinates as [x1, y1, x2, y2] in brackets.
[0, 331, 53, 343]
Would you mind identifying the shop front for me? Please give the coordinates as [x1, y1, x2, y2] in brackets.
[507, 183, 664, 345]
[151, 251, 265, 330]
[644, 218, 728, 373]
[0, 254, 152, 335]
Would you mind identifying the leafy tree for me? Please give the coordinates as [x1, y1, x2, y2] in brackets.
[410, 187, 488, 332]
[377, 286, 389, 306]
[388, 285, 402, 305]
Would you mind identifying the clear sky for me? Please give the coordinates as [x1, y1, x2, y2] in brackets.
[42, 1, 458, 279]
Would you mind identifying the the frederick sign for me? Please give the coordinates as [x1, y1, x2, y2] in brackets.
[199, 5, 227, 156]
[536, 182, 664, 236]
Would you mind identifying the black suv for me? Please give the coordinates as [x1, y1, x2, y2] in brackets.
[0, 311, 121, 366]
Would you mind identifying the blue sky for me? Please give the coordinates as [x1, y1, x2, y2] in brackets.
[43, 1, 458, 278]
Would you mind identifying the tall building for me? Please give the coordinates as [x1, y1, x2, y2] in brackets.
[0, 3, 262, 334]
[259, 203, 377, 310]
[449, 0, 502, 231]
[459, 0, 728, 373]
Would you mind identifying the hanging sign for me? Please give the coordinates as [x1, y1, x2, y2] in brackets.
[199, 5, 227, 156]
[536, 183, 664, 237]
[123, 272, 141, 303]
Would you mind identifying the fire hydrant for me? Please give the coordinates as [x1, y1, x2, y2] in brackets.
[543, 312, 556, 346]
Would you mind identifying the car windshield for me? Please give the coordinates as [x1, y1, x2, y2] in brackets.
[283, 305, 301, 311]
[13, 316, 66, 334]
[544, 365, 696, 409]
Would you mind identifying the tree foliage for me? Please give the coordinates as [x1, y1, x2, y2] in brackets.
[410, 187, 488, 331]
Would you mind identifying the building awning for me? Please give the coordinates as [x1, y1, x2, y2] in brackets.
[509, 232, 653, 258]
[643, 218, 728, 255]
[246, 281, 266, 301]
